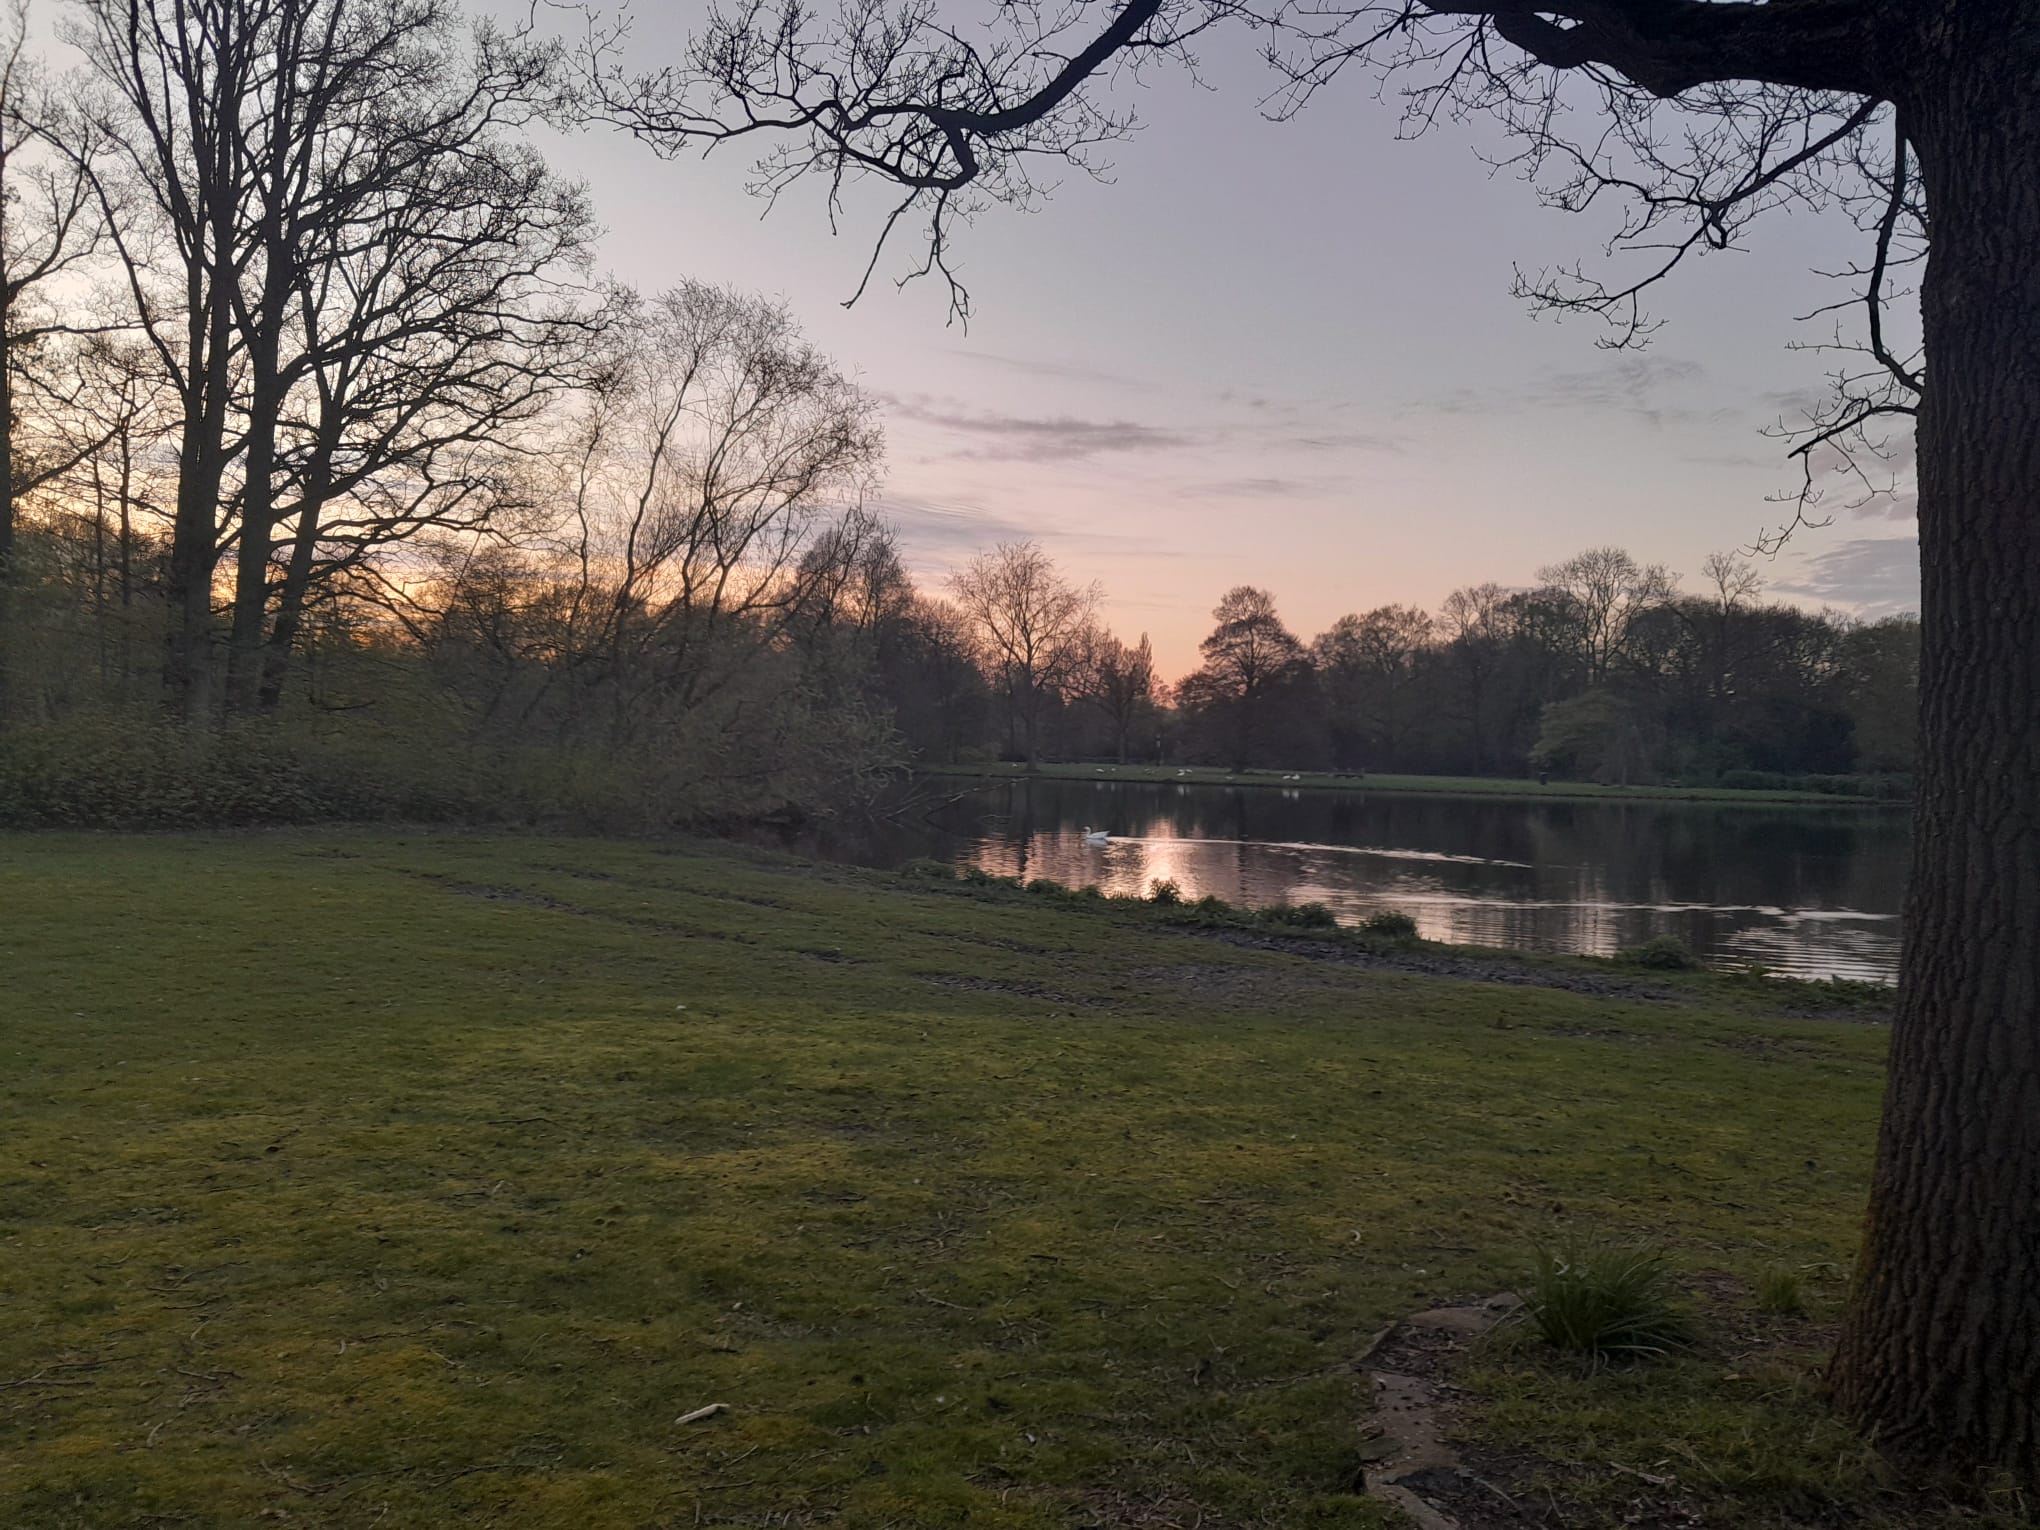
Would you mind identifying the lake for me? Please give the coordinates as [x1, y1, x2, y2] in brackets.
[792, 777, 1910, 983]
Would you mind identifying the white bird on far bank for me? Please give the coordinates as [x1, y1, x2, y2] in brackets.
[1081, 826, 1111, 845]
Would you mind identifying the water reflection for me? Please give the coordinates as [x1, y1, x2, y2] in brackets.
[795, 779, 1909, 983]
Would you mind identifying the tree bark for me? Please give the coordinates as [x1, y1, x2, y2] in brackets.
[1830, 22, 2040, 1477]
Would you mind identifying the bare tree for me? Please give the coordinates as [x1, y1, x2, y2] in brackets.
[1536, 547, 1676, 689]
[63, 0, 266, 716]
[593, 0, 2040, 1475]
[541, 280, 883, 741]
[1077, 628, 1157, 763]
[61, 0, 596, 715]
[0, 2, 111, 720]
[241, 13, 601, 713]
[947, 540, 1097, 765]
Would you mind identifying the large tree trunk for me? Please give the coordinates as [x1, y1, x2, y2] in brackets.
[162, 248, 238, 721]
[1830, 33, 2040, 1477]
[224, 365, 282, 715]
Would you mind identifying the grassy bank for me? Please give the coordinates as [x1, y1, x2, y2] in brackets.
[924, 761, 1903, 807]
[0, 833, 1978, 1527]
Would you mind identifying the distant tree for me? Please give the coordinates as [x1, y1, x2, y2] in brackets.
[1839, 615, 1919, 776]
[1179, 585, 1310, 771]
[545, 281, 882, 741]
[1536, 547, 1676, 690]
[947, 540, 1097, 765]
[1531, 689, 1659, 786]
[1437, 583, 1512, 773]
[1313, 604, 1435, 770]
[1077, 628, 1157, 763]
[887, 594, 996, 763]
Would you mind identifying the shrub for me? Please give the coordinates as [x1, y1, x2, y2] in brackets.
[1148, 878, 1183, 906]
[1523, 1239, 1696, 1362]
[1618, 934, 1702, 970]
[1258, 901, 1338, 930]
[1362, 909, 1418, 938]
[1194, 894, 1231, 914]
[960, 864, 996, 886]
[1076, 884, 1105, 900]
[1754, 1266, 1807, 1316]
[1026, 877, 1069, 897]
[899, 857, 955, 880]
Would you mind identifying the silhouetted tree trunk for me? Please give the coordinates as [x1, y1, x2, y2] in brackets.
[1829, 33, 2040, 1467]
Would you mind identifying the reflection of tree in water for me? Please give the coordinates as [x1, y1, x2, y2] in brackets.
[853, 778, 1907, 980]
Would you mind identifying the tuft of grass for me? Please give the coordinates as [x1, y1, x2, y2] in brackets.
[1522, 1239, 1697, 1362]
[1754, 1266, 1807, 1316]
[899, 856, 956, 880]
[1362, 909, 1419, 938]
[1026, 877, 1070, 897]
[1617, 934, 1703, 971]
[1148, 877, 1184, 906]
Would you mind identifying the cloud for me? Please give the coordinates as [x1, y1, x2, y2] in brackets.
[1541, 355, 1706, 410]
[1280, 430, 1405, 454]
[1177, 476, 1338, 500]
[880, 393, 1194, 462]
[1772, 536, 1919, 616]
[1409, 354, 1717, 428]
[870, 493, 1038, 558]
[871, 490, 1194, 570]
[943, 349, 1144, 388]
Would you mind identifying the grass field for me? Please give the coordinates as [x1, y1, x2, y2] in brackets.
[0, 832, 1988, 1528]
[924, 761, 1899, 807]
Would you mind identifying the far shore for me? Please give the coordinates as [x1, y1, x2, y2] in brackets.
[920, 760, 1907, 807]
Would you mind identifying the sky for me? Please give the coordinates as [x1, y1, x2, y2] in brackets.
[523, 5, 1920, 678]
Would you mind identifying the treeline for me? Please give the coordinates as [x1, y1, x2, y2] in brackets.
[1172, 551, 1916, 790]
[934, 545, 1917, 794]
[0, 0, 1915, 826]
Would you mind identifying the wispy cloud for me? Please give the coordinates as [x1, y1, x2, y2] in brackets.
[871, 493, 1038, 558]
[1409, 354, 1721, 429]
[1177, 476, 1340, 501]
[880, 393, 1194, 462]
[1772, 536, 1919, 616]
[942, 349, 1144, 389]
[873, 491, 1195, 571]
[1280, 430, 1405, 454]
[1541, 355, 1706, 410]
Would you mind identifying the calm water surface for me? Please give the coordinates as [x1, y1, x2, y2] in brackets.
[798, 778, 1909, 983]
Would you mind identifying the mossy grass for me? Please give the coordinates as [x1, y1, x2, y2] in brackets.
[0, 830, 1947, 1527]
